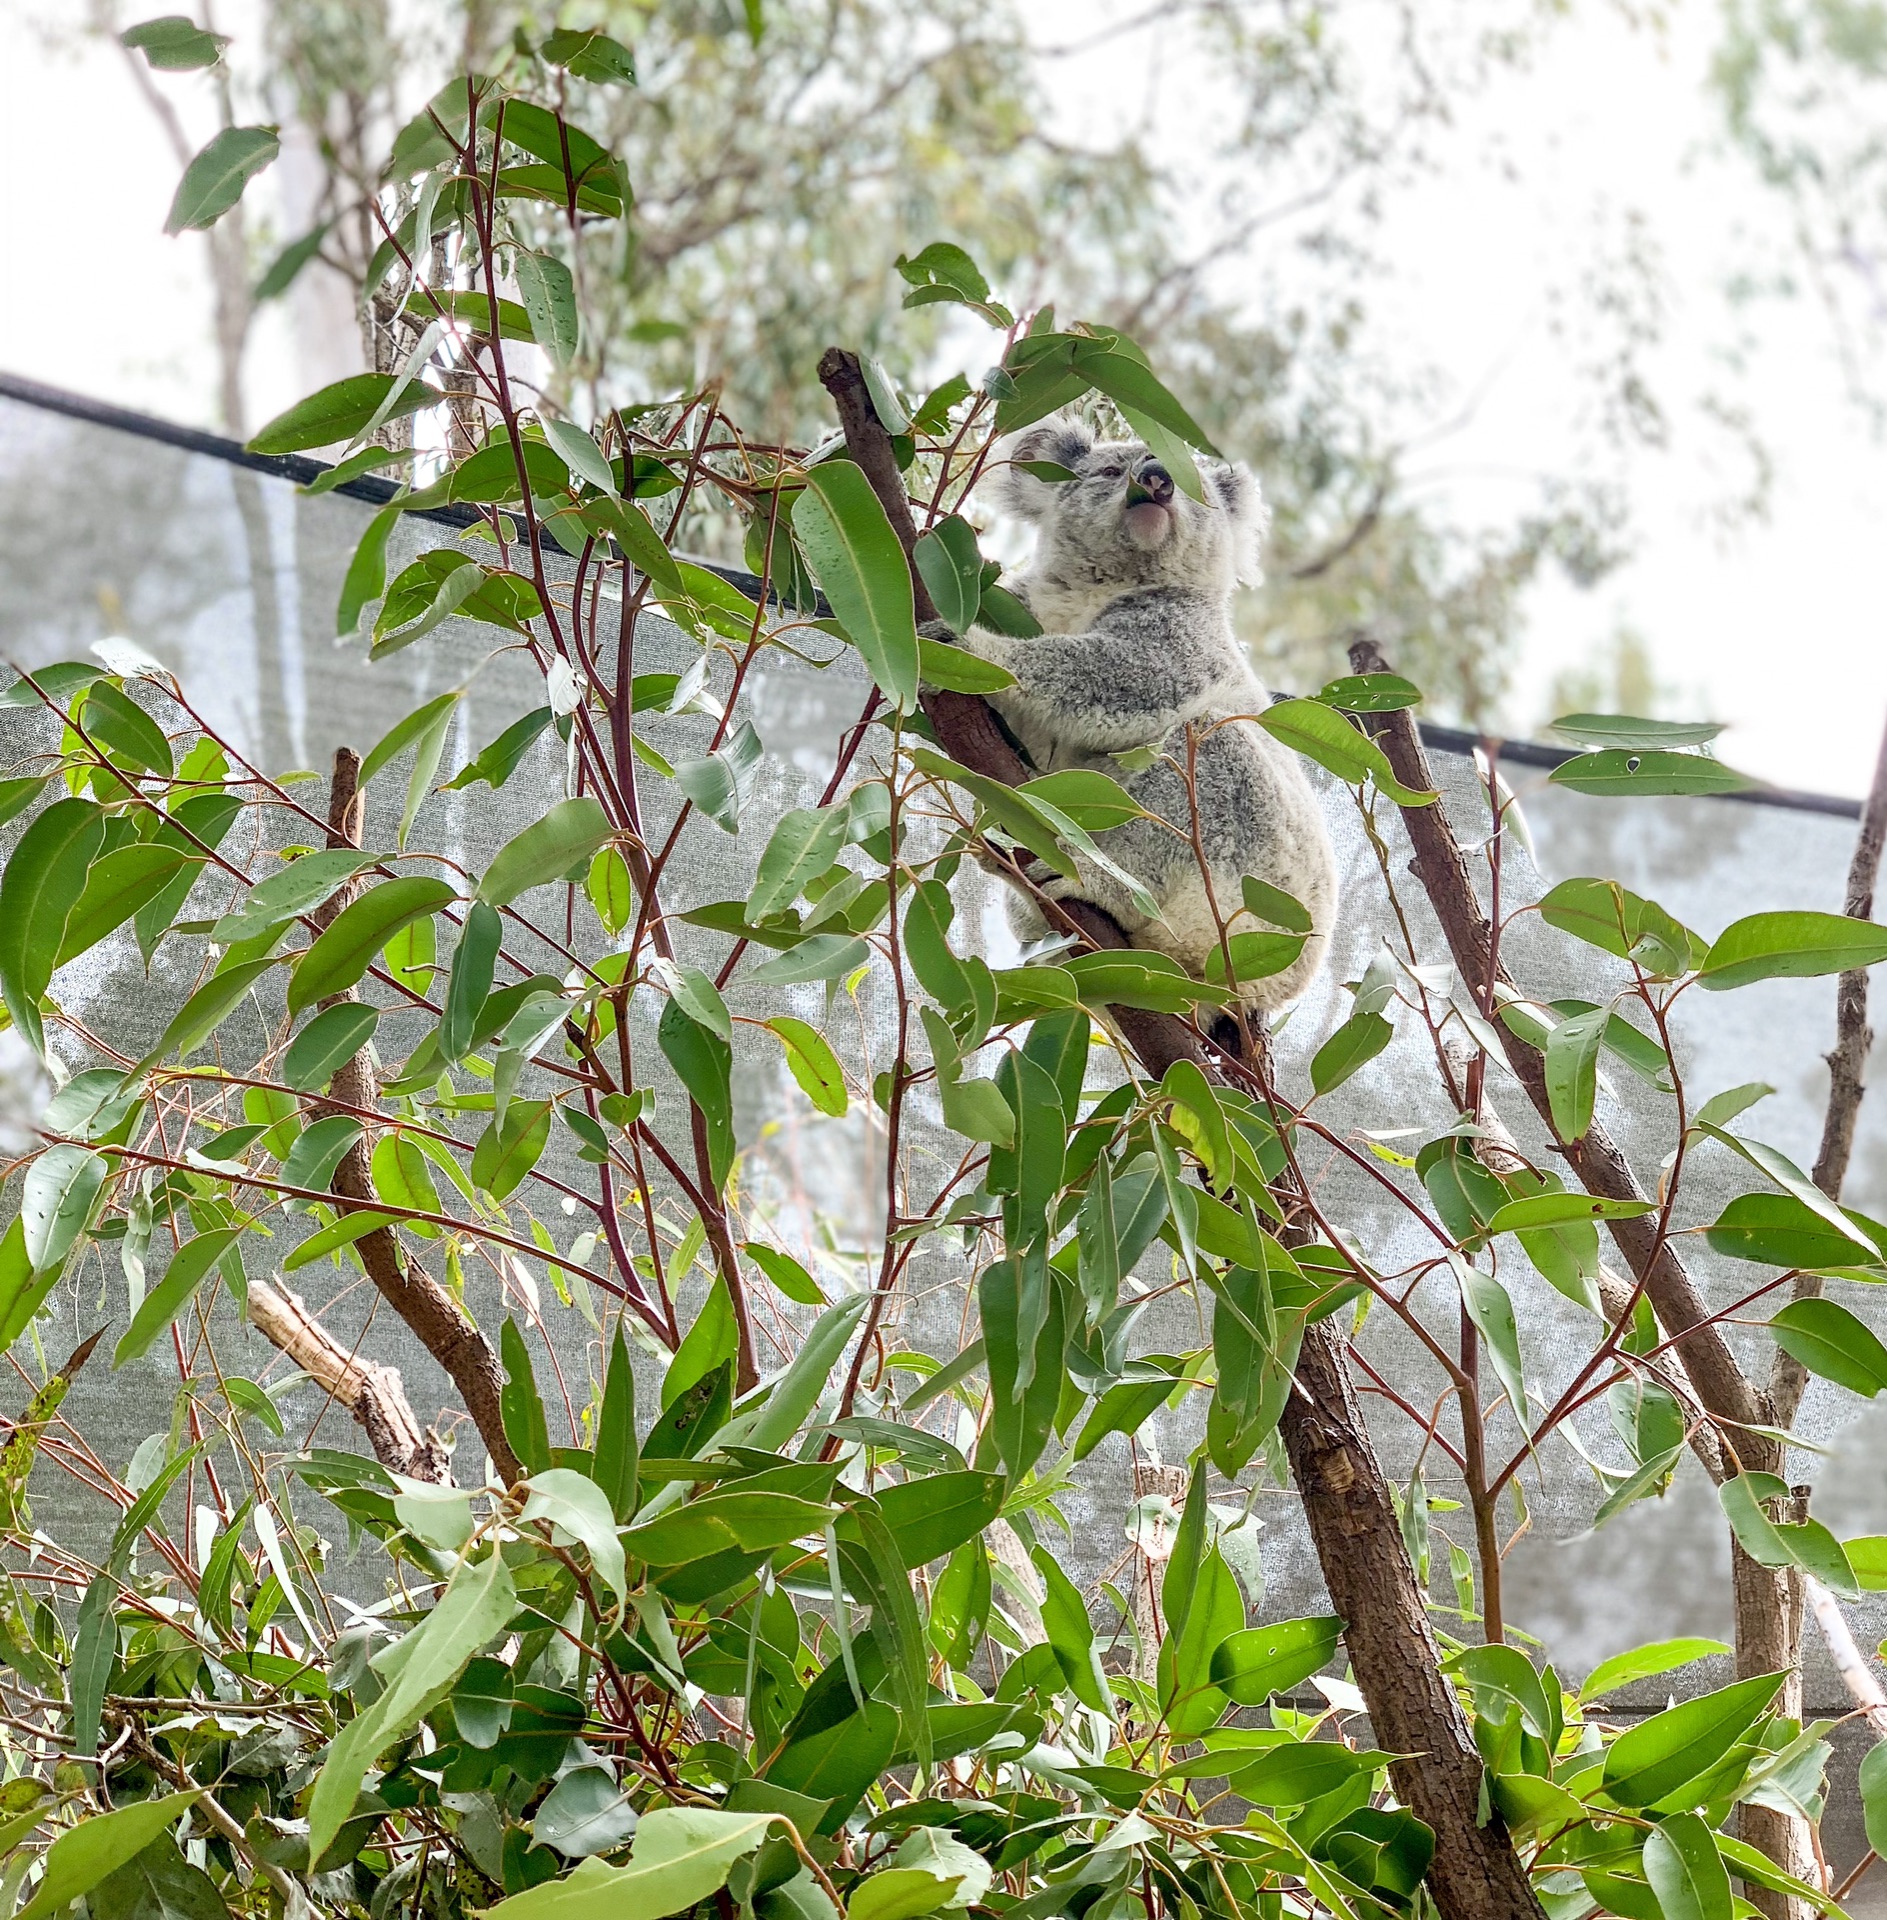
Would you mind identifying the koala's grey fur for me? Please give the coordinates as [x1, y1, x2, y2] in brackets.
[937, 412, 1338, 1013]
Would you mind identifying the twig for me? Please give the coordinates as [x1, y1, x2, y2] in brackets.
[1776, 708, 1887, 1423]
[1805, 1575, 1887, 1739]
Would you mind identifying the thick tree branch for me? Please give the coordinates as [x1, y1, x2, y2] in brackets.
[1345, 635, 1812, 1912]
[248, 1280, 449, 1483]
[314, 749, 522, 1484]
[819, 349, 1546, 1920]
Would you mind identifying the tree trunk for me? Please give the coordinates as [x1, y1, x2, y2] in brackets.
[1283, 1323, 1547, 1919]
[817, 350, 1547, 1920]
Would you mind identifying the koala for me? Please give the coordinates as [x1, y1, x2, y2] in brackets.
[933, 412, 1338, 1015]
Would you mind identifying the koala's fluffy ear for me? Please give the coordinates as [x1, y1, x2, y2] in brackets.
[985, 412, 1094, 520]
[1209, 461, 1271, 585]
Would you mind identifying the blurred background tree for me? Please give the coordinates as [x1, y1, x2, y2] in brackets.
[74, 0, 1680, 724]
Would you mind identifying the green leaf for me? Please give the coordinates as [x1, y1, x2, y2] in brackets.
[57, 843, 199, 966]
[1481, 1193, 1656, 1237]
[1233, 1742, 1381, 1808]
[1456, 1258, 1529, 1430]
[482, 1807, 780, 1920]
[1158, 1542, 1241, 1737]
[480, 798, 613, 907]
[792, 463, 920, 711]
[148, 953, 279, 1061]
[1544, 1004, 1608, 1142]
[1696, 1125, 1880, 1257]
[1768, 1298, 1887, 1395]
[20, 1144, 105, 1273]
[591, 498, 685, 596]
[913, 515, 983, 632]
[442, 899, 502, 1063]
[750, 807, 848, 920]
[915, 637, 1013, 694]
[372, 1132, 441, 1231]
[861, 1470, 1003, 1570]
[83, 680, 172, 775]
[1699, 910, 1887, 991]
[1643, 1812, 1733, 1920]
[752, 934, 869, 986]
[1309, 1009, 1393, 1095]
[676, 723, 764, 834]
[979, 1255, 1064, 1484]
[1019, 768, 1142, 832]
[659, 1002, 735, 1188]
[1601, 1672, 1786, 1807]
[1211, 1615, 1344, 1705]
[745, 1243, 824, 1307]
[337, 503, 401, 636]
[498, 1319, 554, 1477]
[1063, 949, 1234, 1013]
[766, 1018, 847, 1117]
[121, 15, 227, 69]
[590, 1327, 640, 1522]
[0, 775, 47, 829]
[1236, 874, 1314, 934]
[1578, 1639, 1729, 1704]
[514, 247, 579, 366]
[284, 1209, 395, 1271]
[541, 26, 637, 82]
[256, 221, 330, 301]
[1550, 713, 1724, 750]
[1706, 1192, 1885, 1272]
[1862, 1740, 1887, 1858]
[472, 1099, 553, 1199]
[13, 1790, 199, 1920]
[1070, 336, 1220, 456]
[444, 707, 555, 793]
[283, 1003, 380, 1092]
[1318, 673, 1423, 713]
[307, 1551, 516, 1864]
[521, 1468, 627, 1602]
[212, 849, 380, 945]
[897, 242, 1002, 316]
[278, 1115, 363, 1193]
[1253, 698, 1436, 805]
[248, 373, 436, 457]
[0, 796, 107, 1051]
[165, 124, 279, 233]
[543, 417, 614, 493]
[113, 1229, 240, 1367]
[1204, 929, 1309, 988]
[288, 876, 458, 1012]
[373, 551, 483, 652]
[68, 1573, 113, 1762]
[361, 688, 463, 847]
[1548, 749, 1749, 797]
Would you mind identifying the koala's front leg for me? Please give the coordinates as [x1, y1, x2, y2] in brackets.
[951, 619, 1201, 758]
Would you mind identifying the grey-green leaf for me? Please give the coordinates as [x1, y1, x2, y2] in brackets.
[165, 125, 280, 234]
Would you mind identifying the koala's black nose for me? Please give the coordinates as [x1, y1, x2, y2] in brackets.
[1129, 460, 1174, 507]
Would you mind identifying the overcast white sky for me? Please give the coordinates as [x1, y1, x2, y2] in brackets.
[2, 1, 1883, 797]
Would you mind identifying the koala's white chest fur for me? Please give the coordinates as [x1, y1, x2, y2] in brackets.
[950, 417, 1341, 1015]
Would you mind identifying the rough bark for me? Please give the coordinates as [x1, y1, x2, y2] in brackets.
[248, 1279, 450, 1483]
[313, 750, 522, 1483]
[1345, 637, 1811, 1912]
[819, 350, 1546, 1920]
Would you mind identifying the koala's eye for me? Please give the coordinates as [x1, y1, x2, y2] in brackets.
[1094, 465, 1124, 480]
